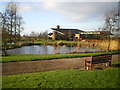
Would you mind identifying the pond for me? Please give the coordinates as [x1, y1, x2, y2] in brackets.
[6, 45, 104, 54]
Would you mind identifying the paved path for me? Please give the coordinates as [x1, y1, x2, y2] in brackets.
[2, 54, 120, 75]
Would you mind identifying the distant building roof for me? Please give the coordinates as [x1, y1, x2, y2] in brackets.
[81, 31, 101, 34]
[51, 28, 84, 35]
[51, 28, 84, 32]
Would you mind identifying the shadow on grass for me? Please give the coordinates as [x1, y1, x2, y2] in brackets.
[111, 63, 120, 68]
[94, 67, 103, 70]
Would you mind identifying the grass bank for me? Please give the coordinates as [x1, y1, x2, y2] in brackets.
[1, 51, 120, 63]
[5, 44, 22, 50]
[2, 67, 120, 88]
[34, 40, 88, 46]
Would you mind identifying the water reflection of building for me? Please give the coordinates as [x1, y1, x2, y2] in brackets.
[48, 25, 102, 41]
[54, 47, 59, 54]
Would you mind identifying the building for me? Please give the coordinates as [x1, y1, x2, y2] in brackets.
[48, 25, 101, 40]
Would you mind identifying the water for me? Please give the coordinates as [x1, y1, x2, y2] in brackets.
[6, 45, 104, 54]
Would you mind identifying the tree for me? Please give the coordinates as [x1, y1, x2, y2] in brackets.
[0, 2, 24, 56]
[29, 30, 48, 41]
[102, 6, 119, 51]
[5, 2, 24, 42]
[0, 12, 9, 56]
[41, 30, 48, 40]
[98, 28, 111, 40]
[104, 8, 119, 37]
[23, 30, 48, 42]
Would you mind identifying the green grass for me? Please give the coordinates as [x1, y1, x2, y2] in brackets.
[2, 68, 120, 88]
[1, 51, 120, 63]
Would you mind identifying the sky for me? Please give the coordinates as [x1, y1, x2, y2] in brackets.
[0, 0, 119, 35]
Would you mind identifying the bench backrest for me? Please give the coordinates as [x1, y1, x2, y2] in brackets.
[91, 54, 112, 62]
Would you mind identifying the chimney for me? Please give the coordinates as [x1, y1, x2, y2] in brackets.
[56, 25, 60, 29]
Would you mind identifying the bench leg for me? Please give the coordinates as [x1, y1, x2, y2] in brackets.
[90, 63, 92, 71]
[109, 61, 111, 67]
[84, 59, 86, 69]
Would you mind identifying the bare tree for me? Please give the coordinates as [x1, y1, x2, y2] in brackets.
[1, 2, 24, 56]
[23, 30, 48, 42]
[97, 27, 111, 40]
[6, 2, 23, 42]
[41, 30, 48, 40]
[0, 12, 9, 55]
[102, 5, 119, 51]
[104, 8, 119, 37]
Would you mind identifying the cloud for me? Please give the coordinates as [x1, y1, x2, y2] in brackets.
[1, 3, 41, 13]
[0, 0, 119, 2]
[0, 2, 35, 13]
[18, 3, 34, 13]
[1, 2, 118, 22]
[41, 2, 118, 23]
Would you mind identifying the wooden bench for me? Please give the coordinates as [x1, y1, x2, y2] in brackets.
[84, 54, 112, 71]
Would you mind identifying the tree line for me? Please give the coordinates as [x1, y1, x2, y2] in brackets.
[23, 31, 48, 41]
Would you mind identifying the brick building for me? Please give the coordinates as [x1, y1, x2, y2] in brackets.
[48, 25, 101, 40]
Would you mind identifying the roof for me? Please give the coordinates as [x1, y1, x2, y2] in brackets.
[81, 31, 101, 34]
[51, 28, 84, 32]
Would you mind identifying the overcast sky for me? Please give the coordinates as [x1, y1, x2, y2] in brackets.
[0, 0, 119, 35]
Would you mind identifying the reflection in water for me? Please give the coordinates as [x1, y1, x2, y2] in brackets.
[6, 45, 104, 54]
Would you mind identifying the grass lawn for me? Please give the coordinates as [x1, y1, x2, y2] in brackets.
[2, 68, 120, 88]
[1, 51, 120, 63]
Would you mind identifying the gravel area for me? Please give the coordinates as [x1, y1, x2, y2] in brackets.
[2, 54, 120, 75]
